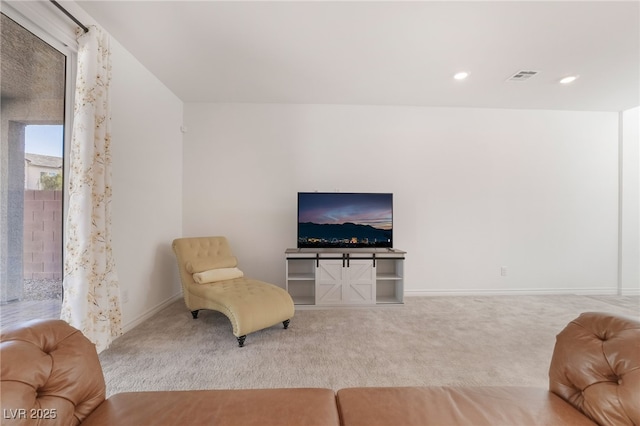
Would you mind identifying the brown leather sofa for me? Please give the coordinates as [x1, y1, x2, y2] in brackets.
[1, 312, 638, 426]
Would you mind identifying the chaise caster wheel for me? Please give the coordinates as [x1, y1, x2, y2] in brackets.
[237, 335, 246, 347]
[283, 319, 290, 329]
[191, 310, 199, 319]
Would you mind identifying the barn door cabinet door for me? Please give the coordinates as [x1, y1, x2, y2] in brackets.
[316, 259, 375, 305]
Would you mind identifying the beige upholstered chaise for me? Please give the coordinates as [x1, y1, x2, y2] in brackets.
[172, 236, 294, 347]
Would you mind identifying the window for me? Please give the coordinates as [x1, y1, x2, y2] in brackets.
[1, 9, 73, 324]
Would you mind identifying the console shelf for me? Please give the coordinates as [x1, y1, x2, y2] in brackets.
[285, 248, 405, 306]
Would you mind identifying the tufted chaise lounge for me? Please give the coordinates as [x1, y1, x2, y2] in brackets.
[172, 236, 294, 347]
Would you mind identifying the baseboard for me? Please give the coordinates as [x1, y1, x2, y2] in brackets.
[621, 288, 640, 296]
[404, 288, 621, 297]
[121, 292, 183, 334]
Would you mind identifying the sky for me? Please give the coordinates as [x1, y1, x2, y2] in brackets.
[298, 192, 393, 230]
[25, 125, 64, 157]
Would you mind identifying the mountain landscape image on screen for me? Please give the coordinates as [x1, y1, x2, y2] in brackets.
[298, 222, 392, 248]
[297, 192, 393, 248]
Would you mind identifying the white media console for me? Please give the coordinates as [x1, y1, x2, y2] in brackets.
[285, 248, 405, 306]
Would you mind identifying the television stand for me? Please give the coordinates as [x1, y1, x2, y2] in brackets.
[285, 248, 405, 307]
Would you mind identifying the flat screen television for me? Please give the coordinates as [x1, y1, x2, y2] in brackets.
[297, 192, 393, 248]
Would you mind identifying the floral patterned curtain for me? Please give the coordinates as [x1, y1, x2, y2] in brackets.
[60, 26, 122, 353]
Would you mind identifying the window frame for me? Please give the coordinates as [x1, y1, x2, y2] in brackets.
[2, 0, 79, 284]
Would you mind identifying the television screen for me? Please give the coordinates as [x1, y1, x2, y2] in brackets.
[297, 192, 393, 248]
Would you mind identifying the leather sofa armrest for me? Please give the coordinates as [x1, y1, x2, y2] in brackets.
[1, 319, 106, 425]
[548, 312, 640, 426]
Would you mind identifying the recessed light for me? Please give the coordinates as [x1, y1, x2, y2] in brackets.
[453, 71, 470, 80]
[559, 75, 579, 84]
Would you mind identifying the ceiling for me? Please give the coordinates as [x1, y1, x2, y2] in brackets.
[75, 1, 639, 112]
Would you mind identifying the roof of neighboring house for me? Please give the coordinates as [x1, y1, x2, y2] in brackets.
[25, 153, 62, 168]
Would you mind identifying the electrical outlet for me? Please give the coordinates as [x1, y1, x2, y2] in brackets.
[500, 266, 508, 277]
[122, 289, 129, 303]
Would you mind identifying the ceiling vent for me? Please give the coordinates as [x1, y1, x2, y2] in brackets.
[507, 70, 539, 82]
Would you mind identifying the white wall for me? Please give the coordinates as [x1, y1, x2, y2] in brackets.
[621, 107, 639, 294]
[109, 38, 184, 330]
[183, 103, 619, 295]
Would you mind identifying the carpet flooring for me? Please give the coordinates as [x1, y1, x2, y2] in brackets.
[99, 295, 639, 397]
